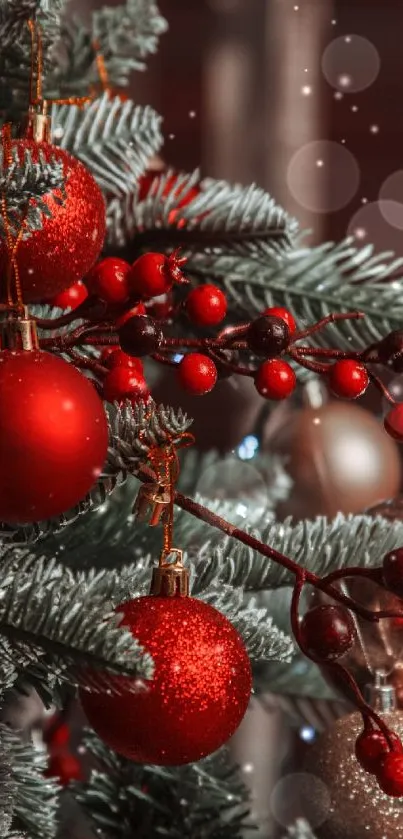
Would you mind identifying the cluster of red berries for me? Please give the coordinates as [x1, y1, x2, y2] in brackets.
[44, 717, 82, 787]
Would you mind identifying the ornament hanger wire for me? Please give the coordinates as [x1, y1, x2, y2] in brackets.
[147, 432, 194, 568]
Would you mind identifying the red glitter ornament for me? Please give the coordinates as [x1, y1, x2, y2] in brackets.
[80, 595, 251, 765]
[0, 349, 108, 522]
[0, 141, 106, 303]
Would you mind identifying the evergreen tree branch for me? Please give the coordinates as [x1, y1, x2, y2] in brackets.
[0, 146, 66, 237]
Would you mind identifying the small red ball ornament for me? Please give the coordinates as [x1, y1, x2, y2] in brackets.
[384, 404, 403, 441]
[85, 257, 131, 304]
[300, 605, 355, 661]
[355, 728, 403, 774]
[255, 359, 296, 400]
[0, 141, 106, 303]
[377, 752, 403, 797]
[50, 282, 88, 310]
[328, 360, 369, 399]
[0, 349, 108, 522]
[383, 548, 403, 597]
[127, 252, 186, 299]
[262, 306, 296, 334]
[185, 284, 227, 326]
[80, 595, 252, 765]
[103, 366, 149, 403]
[177, 353, 217, 395]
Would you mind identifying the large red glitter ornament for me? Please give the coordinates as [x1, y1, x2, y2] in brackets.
[0, 141, 106, 303]
[80, 594, 252, 765]
[0, 349, 108, 522]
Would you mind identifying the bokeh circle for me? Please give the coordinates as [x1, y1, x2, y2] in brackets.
[287, 141, 360, 213]
[347, 201, 403, 255]
[270, 772, 331, 829]
[379, 171, 403, 229]
[322, 35, 380, 93]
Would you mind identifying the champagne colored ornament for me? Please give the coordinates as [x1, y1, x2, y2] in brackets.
[0, 140, 106, 303]
[80, 438, 252, 765]
[267, 383, 401, 519]
[304, 682, 403, 839]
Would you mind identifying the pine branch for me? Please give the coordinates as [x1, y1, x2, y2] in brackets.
[52, 95, 163, 198]
[0, 551, 153, 689]
[0, 0, 62, 52]
[0, 147, 65, 237]
[0, 729, 14, 838]
[75, 732, 254, 839]
[0, 726, 59, 839]
[111, 169, 298, 255]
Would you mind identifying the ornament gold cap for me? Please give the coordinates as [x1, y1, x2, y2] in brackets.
[26, 103, 52, 143]
[150, 550, 189, 597]
[364, 670, 396, 713]
[0, 310, 39, 351]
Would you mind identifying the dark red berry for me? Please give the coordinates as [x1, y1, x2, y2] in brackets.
[263, 306, 296, 334]
[103, 366, 149, 403]
[383, 548, 403, 597]
[384, 404, 403, 441]
[247, 315, 290, 357]
[255, 359, 296, 400]
[118, 315, 163, 357]
[127, 252, 187, 300]
[45, 753, 82, 786]
[51, 282, 88, 310]
[104, 348, 143, 374]
[116, 303, 146, 328]
[85, 258, 131, 304]
[328, 360, 369, 399]
[177, 353, 217, 395]
[377, 330, 403, 373]
[186, 284, 227, 327]
[300, 605, 355, 661]
[356, 728, 403, 774]
[377, 752, 403, 797]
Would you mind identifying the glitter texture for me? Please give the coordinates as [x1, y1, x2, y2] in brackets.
[80, 595, 252, 765]
[304, 711, 403, 838]
[0, 140, 106, 302]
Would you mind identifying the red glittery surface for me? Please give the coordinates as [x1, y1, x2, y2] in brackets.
[0, 350, 108, 522]
[80, 595, 252, 765]
[0, 141, 106, 303]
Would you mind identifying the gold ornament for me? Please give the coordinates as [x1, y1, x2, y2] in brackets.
[304, 711, 403, 839]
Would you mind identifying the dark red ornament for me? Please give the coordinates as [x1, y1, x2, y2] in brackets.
[85, 257, 131, 304]
[377, 752, 403, 797]
[118, 315, 163, 357]
[383, 548, 403, 597]
[185, 284, 227, 327]
[254, 359, 296, 400]
[80, 595, 252, 765]
[300, 605, 355, 661]
[328, 360, 369, 399]
[247, 315, 290, 357]
[45, 753, 82, 786]
[103, 366, 149, 403]
[0, 141, 106, 303]
[127, 252, 187, 300]
[177, 353, 217, 395]
[384, 404, 403, 441]
[355, 728, 403, 774]
[104, 348, 143, 374]
[0, 350, 108, 523]
[262, 306, 296, 334]
[50, 282, 88, 310]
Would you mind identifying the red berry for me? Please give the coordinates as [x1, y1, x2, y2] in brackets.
[146, 292, 173, 320]
[51, 282, 88, 310]
[103, 367, 149, 403]
[383, 548, 403, 597]
[300, 605, 355, 661]
[116, 303, 147, 328]
[85, 258, 131, 304]
[328, 360, 369, 399]
[186, 284, 227, 327]
[104, 348, 143, 375]
[127, 252, 187, 300]
[384, 404, 403, 441]
[45, 753, 82, 786]
[377, 752, 403, 797]
[44, 721, 70, 749]
[100, 345, 119, 363]
[255, 359, 296, 400]
[356, 728, 403, 774]
[177, 353, 217, 395]
[263, 306, 296, 334]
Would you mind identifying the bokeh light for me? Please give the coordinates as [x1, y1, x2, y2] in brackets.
[322, 35, 380, 92]
[287, 141, 360, 213]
